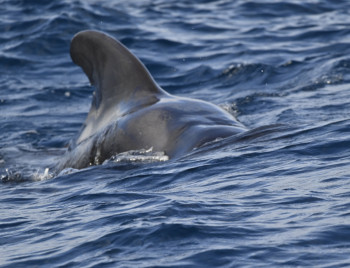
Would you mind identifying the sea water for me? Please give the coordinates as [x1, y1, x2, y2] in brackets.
[1, 0, 350, 267]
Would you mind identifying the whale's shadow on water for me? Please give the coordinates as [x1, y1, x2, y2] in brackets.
[1, 30, 295, 182]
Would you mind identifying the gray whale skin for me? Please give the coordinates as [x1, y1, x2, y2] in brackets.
[58, 30, 247, 170]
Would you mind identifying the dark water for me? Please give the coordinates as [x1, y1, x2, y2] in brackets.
[2, 0, 350, 267]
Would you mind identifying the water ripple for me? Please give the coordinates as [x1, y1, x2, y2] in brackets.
[2, 0, 350, 267]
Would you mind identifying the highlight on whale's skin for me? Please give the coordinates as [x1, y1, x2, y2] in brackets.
[58, 30, 247, 171]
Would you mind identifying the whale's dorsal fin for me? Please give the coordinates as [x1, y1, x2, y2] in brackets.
[70, 30, 163, 110]
[70, 30, 164, 143]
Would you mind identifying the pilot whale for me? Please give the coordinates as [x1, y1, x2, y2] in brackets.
[58, 30, 247, 170]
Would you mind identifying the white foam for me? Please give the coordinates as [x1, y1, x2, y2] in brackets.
[106, 147, 169, 164]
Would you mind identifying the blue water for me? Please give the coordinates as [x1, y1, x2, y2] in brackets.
[2, 0, 350, 267]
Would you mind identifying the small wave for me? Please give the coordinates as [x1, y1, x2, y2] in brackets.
[56, 167, 80, 177]
[238, 1, 332, 17]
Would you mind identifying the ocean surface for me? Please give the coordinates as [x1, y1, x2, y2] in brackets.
[1, 0, 350, 267]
